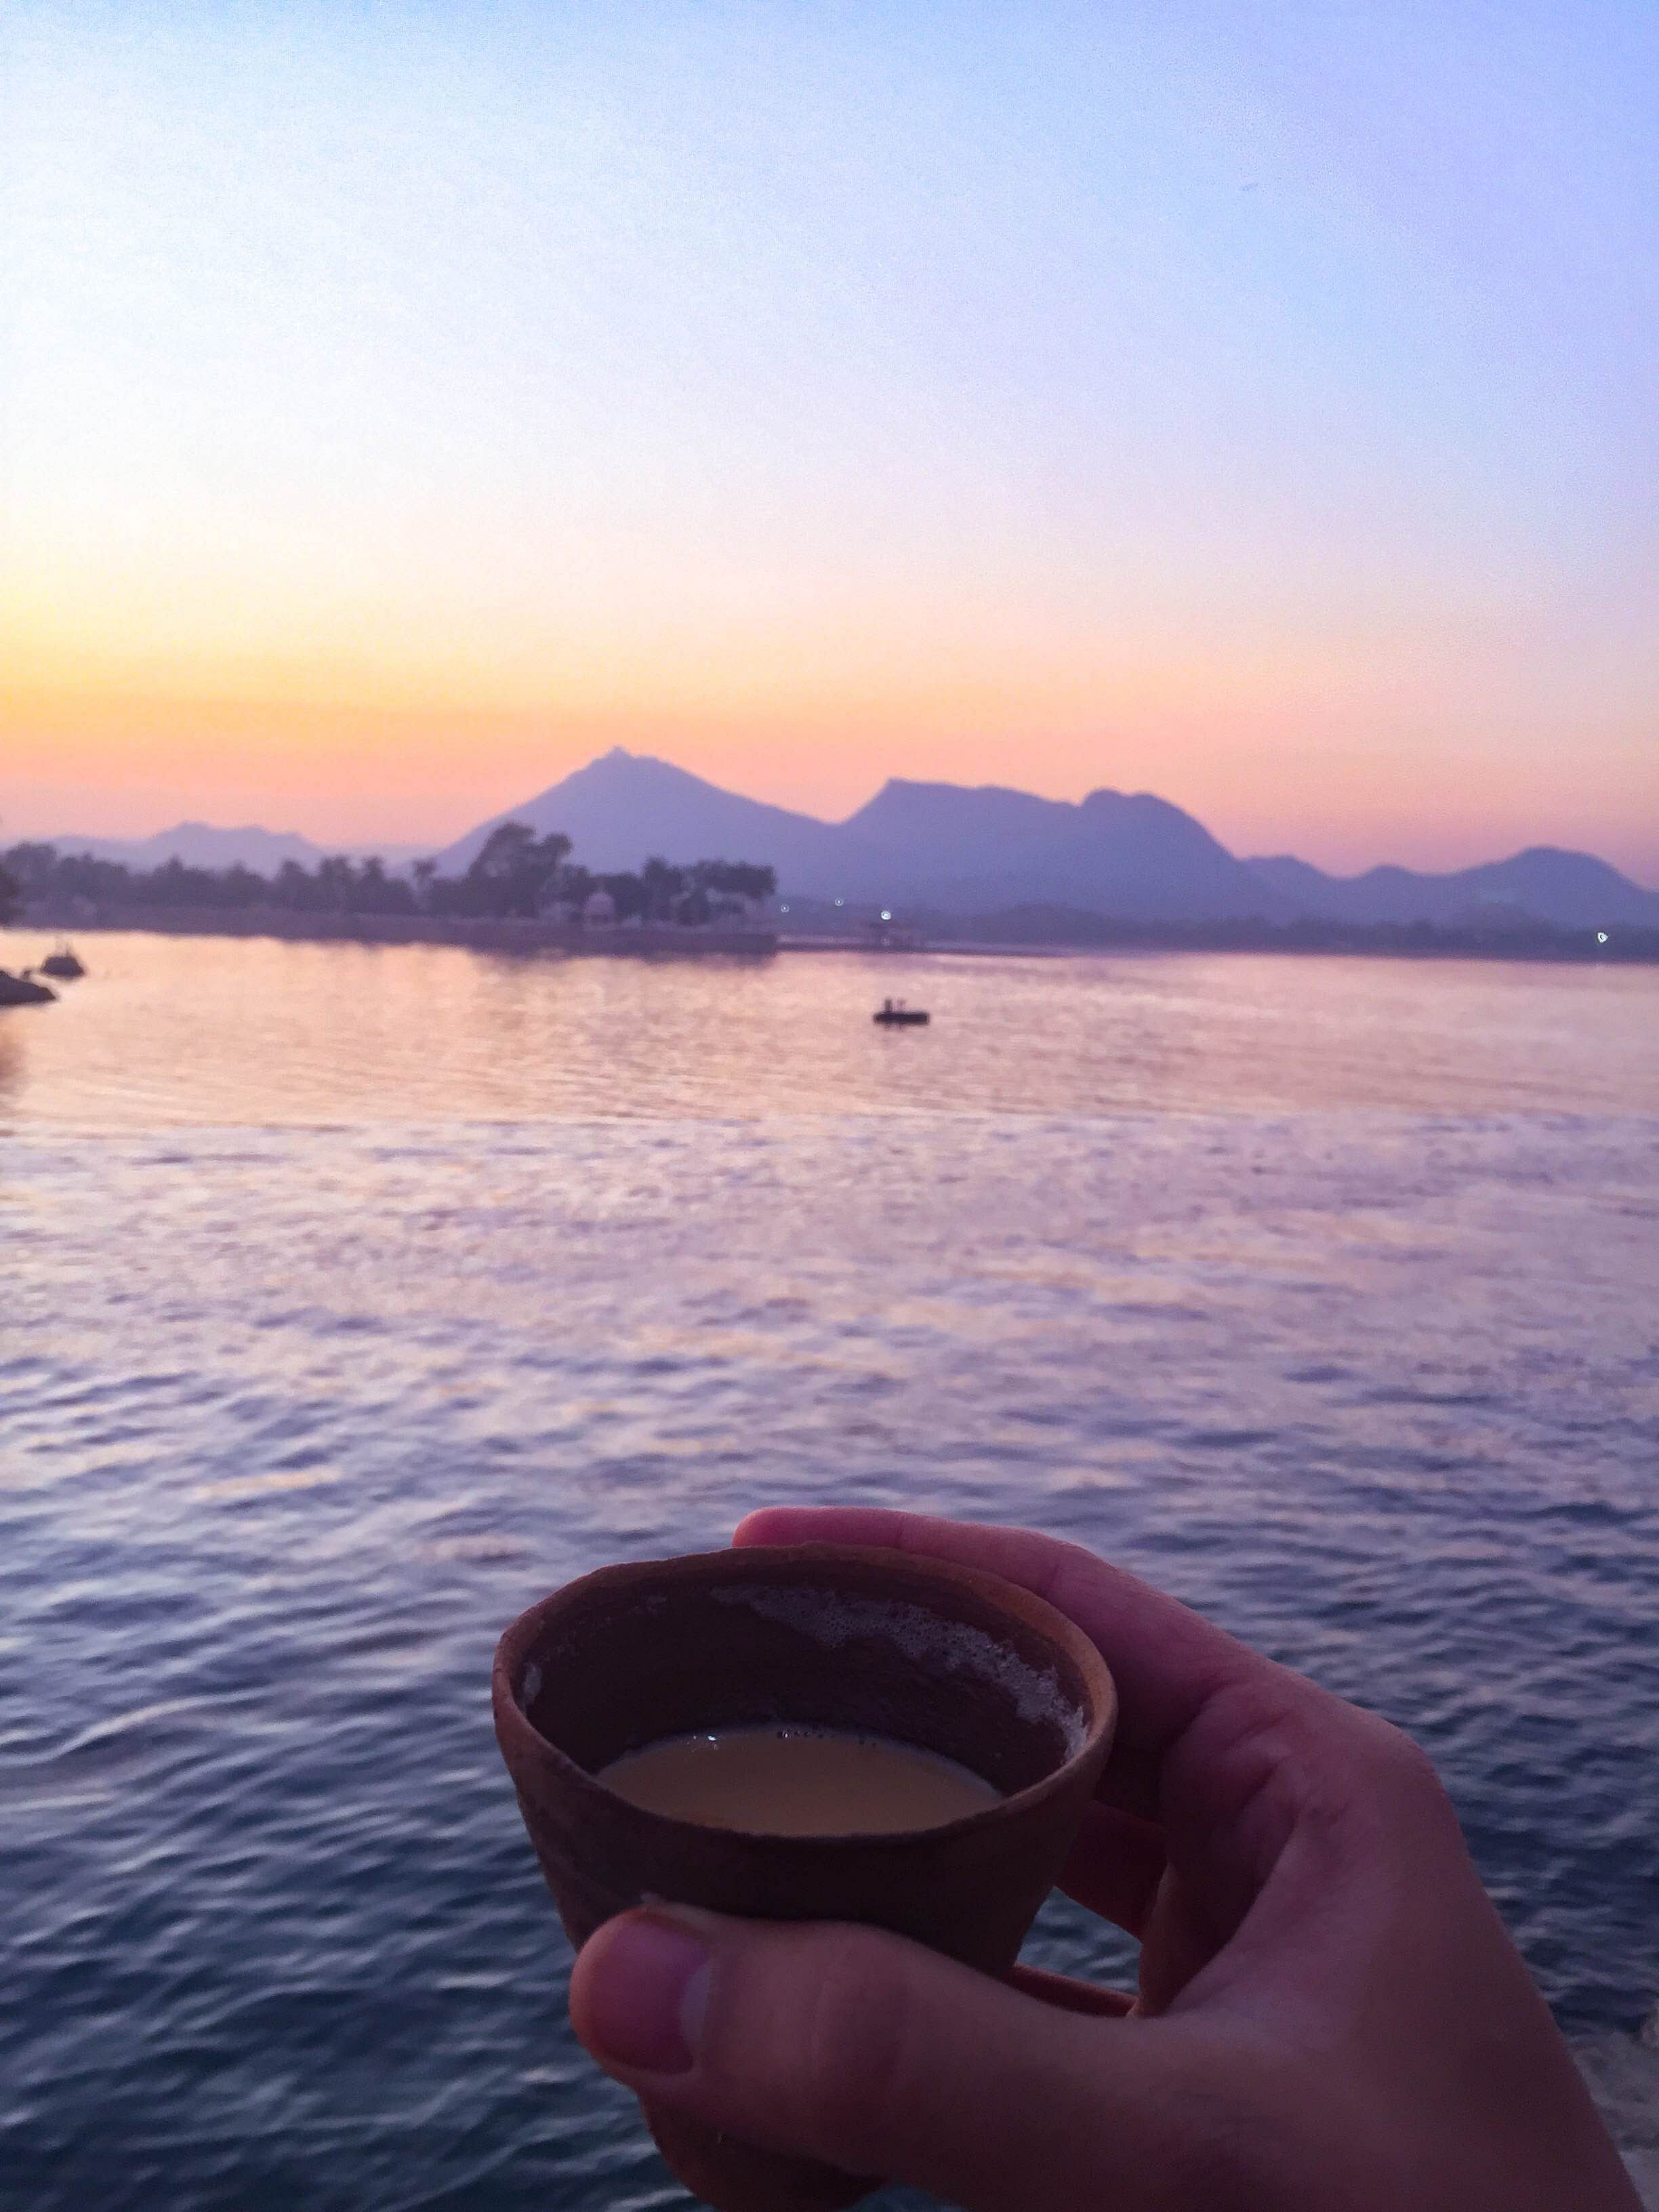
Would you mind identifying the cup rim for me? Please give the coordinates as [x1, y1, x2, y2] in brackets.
[492, 1540, 1118, 1849]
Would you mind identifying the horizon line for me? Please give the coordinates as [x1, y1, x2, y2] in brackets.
[12, 741, 1659, 893]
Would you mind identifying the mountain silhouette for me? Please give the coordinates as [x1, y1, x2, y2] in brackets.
[35, 822, 428, 872]
[845, 779, 1079, 869]
[39, 753, 1657, 930]
[40, 822, 330, 872]
[433, 748, 881, 893]
[437, 754, 1279, 918]
[1246, 847, 1659, 929]
[843, 779, 1273, 916]
[435, 751, 1658, 926]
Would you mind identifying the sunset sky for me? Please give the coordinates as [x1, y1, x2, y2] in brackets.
[5, 1, 1656, 877]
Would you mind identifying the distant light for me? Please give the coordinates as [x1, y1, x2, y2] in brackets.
[880, 909, 892, 922]
[833, 897, 844, 907]
[1597, 931, 1609, 944]
[779, 903, 790, 913]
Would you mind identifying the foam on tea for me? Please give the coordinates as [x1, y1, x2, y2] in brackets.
[597, 1724, 1001, 1835]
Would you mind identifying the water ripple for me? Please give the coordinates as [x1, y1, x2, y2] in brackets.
[3, 941, 1657, 2204]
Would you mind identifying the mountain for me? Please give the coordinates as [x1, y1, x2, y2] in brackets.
[35, 823, 426, 872]
[34, 758, 1655, 930]
[845, 779, 1079, 872]
[1246, 847, 1659, 930]
[432, 747, 884, 893]
[435, 755, 1282, 917]
[437, 752, 1659, 924]
[40, 822, 328, 871]
[844, 779, 1275, 916]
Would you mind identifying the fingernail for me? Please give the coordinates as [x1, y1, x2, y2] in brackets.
[582, 1912, 712, 2074]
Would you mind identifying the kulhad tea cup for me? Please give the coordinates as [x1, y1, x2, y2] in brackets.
[493, 1541, 1118, 2211]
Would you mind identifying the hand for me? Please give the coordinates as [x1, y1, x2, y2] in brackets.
[570, 1509, 1639, 2211]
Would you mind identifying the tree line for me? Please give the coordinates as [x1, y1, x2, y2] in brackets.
[0, 823, 777, 928]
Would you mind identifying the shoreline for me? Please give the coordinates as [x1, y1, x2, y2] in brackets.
[779, 932, 1659, 965]
[12, 904, 1657, 968]
[16, 903, 777, 958]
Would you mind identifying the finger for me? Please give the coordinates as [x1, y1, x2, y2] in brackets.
[1134, 1866, 1227, 2017]
[1098, 1741, 1162, 1820]
[1057, 1800, 1167, 1935]
[571, 1906, 1216, 2212]
[1007, 1962, 1136, 2017]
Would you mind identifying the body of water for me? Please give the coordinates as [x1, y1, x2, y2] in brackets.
[3, 932, 1656, 2207]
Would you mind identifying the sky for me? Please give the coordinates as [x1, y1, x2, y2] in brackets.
[3, 1, 1656, 878]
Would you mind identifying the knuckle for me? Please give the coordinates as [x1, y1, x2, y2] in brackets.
[1359, 1710, 1449, 1803]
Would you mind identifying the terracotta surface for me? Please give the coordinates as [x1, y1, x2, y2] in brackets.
[493, 1543, 1118, 2212]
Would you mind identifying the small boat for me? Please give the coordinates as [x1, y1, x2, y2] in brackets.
[39, 943, 86, 980]
[0, 968, 56, 1006]
[873, 1000, 929, 1026]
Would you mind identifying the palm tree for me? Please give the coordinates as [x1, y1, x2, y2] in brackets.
[640, 855, 684, 923]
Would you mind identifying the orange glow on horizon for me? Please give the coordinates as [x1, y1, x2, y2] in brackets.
[5, 653, 1656, 884]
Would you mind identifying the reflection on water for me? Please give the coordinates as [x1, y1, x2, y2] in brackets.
[1, 928, 1656, 1127]
[0, 1020, 24, 1107]
[3, 930, 1656, 2208]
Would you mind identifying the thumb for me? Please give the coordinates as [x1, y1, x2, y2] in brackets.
[569, 1906, 1226, 2212]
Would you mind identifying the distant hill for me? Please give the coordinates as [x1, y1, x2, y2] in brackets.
[436, 752, 1658, 926]
[432, 747, 885, 893]
[838, 778, 1274, 917]
[845, 778, 1079, 871]
[32, 758, 1658, 932]
[1246, 846, 1659, 930]
[436, 754, 1283, 918]
[35, 822, 426, 872]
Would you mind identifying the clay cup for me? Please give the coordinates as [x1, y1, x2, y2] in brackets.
[492, 1542, 1118, 2212]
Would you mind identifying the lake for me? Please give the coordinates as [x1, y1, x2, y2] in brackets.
[3, 930, 1656, 2208]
